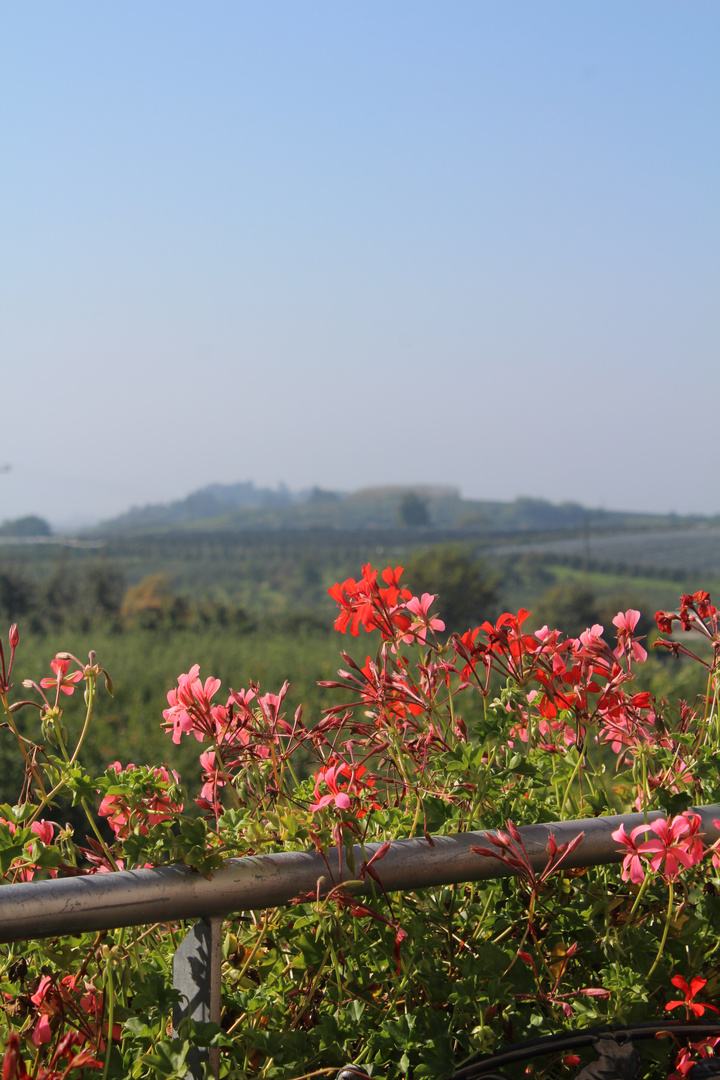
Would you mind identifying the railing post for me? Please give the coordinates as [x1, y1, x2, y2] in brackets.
[173, 916, 222, 1079]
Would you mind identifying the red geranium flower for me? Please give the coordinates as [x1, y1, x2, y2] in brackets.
[666, 974, 719, 1017]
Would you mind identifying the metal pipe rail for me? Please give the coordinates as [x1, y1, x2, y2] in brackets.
[2, 805, 718, 1079]
[3, 806, 719, 943]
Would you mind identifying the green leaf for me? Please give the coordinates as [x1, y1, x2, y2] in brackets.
[654, 788, 693, 814]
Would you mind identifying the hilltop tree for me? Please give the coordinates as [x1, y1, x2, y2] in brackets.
[0, 515, 51, 537]
[398, 491, 430, 527]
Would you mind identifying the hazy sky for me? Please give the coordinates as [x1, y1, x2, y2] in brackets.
[1, 2, 718, 526]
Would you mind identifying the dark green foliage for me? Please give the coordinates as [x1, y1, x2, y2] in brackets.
[0, 570, 33, 622]
[84, 560, 125, 618]
[405, 545, 500, 631]
[39, 560, 88, 628]
[398, 491, 430, 527]
[0, 559, 126, 632]
[534, 580, 601, 638]
[4, 557, 126, 630]
[307, 487, 340, 503]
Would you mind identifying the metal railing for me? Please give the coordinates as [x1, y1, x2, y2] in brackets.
[2, 805, 719, 1079]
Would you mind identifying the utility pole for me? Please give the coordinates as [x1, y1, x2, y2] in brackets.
[582, 511, 590, 573]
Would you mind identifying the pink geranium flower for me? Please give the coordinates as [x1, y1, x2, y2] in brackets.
[573, 624, 611, 666]
[30, 975, 54, 1007]
[163, 664, 225, 743]
[612, 609, 648, 663]
[710, 818, 720, 872]
[309, 764, 352, 811]
[39, 656, 83, 697]
[97, 763, 182, 838]
[30, 819, 54, 845]
[404, 593, 445, 643]
[611, 822, 650, 884]
[640, 812, 704, 882]
[578, 624, 604, 647]
[669, 1038, 720, 1080]
[31, 1013, 53, 1046]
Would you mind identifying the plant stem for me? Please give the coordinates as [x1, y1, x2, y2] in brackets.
[235, 910, 272, 985]
[619, 873, 652, 939]
[647, 881, 674, 980]
[1, 692, 46, 798]
[101, 959, 115, 1080]
[69, 676, 95, 765]
[210, 737, 241, 809]
[639, 748, 649, 824]
[560, 733, 589, 816]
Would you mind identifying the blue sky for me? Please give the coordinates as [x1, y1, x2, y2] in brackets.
[1, 1, 718, 526]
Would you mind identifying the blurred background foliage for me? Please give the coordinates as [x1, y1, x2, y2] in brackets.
[0, 529, 715, 805]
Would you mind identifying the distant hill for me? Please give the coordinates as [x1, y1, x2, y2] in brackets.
[91, 481, 710, 538]
[98, 481, 300, 532]
[0, 515, 52, 537]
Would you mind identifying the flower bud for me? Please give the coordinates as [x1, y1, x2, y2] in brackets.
[8, 624, 19, 648]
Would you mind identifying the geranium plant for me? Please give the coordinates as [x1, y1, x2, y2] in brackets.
[0, 574, 719, 1079]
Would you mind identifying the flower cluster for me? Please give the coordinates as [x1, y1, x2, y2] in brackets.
[0, 817, 56, 883]
[162, 664, 226, 744]
[328, 565, 444, 644]
[655, 590, 720, 669]
[611, 812, 705, 884]
[97, 762, 183, 839]
[308, 762, 375, 813]
[2, 1031, 101, 1079]
[668, 1037, 720, 1080]
[29, 974, 120, 1050]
